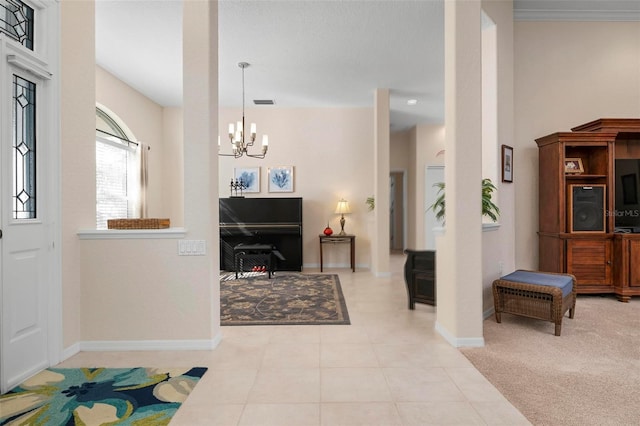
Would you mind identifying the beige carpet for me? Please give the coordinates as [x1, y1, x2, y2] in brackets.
[461, 294, 640, 426]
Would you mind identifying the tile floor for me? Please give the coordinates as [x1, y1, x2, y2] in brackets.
[57, 254, 530, 425]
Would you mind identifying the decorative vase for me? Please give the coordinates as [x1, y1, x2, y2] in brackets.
[323, 224, 333, 236]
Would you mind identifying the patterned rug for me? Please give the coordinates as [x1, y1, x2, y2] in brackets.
[0, 367, 207, 425]
[220, 273, 350, 326]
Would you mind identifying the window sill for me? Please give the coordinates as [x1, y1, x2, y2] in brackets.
[482, 222, 500, 232]
[77, 228, 187, 240]
[433, 223, 501, 234]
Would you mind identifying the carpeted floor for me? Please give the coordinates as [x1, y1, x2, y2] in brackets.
[461, 295, 640, 426]
[0, 367, 207, 425]
[220, 272, 350, 326]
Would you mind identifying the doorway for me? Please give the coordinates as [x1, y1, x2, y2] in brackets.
[390, 171, 405, 252]
[425, 165, 445, 250]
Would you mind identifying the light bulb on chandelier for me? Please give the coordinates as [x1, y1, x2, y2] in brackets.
[220, 62, 269, 159]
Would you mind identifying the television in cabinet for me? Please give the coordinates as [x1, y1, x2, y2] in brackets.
[536, 118, 640, 301]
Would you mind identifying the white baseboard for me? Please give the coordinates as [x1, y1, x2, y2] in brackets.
[80, 337, 221, 352]
[483, 306, 495, 320]
[435, 321, 485, 348]
[59, 333, 223, 356]
[302, 263, 370, 271]
[62, 342, 81, 361]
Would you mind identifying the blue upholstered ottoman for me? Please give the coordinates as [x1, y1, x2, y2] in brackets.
[492, 270, 577, 336]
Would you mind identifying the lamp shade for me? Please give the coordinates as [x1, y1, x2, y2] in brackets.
[335, 199, 351, 215]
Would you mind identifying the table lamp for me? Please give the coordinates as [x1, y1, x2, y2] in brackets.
[335, 199, 351, 235]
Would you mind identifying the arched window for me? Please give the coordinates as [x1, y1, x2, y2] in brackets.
[95, 106, 140, 229]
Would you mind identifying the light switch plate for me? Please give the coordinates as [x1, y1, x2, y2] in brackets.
[178, 240, 206, 256]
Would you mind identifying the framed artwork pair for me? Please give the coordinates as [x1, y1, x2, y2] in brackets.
[234, 166, 294, 193]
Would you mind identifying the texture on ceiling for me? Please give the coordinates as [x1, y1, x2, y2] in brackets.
[96, 0, 637, 132]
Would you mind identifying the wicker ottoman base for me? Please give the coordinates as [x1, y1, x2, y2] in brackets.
[492, 270, 577, 336]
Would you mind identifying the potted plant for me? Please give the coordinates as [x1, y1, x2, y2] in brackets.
[429, 178, 500, 224]
[365, 196, 375, 211]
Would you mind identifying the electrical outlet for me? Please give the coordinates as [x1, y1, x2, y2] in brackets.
[498, 261, 504, 274]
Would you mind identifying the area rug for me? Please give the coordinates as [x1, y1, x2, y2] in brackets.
[220, 273, 350, 326]
[0, 367, 207, 425]
[461, 295, 640, 425]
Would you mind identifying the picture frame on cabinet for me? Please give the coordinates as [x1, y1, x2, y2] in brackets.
[234, 167, 260, 193]
[564, 158, 584, 174]
[268, 166, 294, 192]
[502, 145, 514, 183]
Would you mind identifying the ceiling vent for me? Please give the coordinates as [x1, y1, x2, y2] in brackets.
[253, 99, 275, 105]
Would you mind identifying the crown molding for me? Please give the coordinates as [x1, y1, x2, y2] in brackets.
[515, 9, 640, 22]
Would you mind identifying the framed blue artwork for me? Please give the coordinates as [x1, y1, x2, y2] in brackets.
[268, 166, 294, 193]
[234, 167, 260, 193]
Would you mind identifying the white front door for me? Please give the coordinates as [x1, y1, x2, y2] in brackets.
[0, 51, 52, 393]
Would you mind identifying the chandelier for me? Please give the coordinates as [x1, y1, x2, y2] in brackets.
[219, 62, 269, 159]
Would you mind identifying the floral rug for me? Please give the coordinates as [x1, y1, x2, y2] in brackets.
[220, 273, 350, 326]
[0, 367, 207, 425]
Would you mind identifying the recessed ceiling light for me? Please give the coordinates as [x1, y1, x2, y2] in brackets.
[407, 99, 418, 105]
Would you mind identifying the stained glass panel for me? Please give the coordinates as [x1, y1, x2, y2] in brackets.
[13, 74, 36, 219]
[0, 0, 34, 50]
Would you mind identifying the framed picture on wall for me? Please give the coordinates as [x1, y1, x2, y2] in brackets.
[502, 144, 513, 183]
[234, 167, 260, 193]
[268, 166, 294, 192]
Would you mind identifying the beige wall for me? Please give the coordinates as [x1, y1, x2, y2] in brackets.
[163, 107, 185, 227]
[63, 1, 640, 348]
[61, 0, 96, 348]
[515, 21, 640, 270]
[95, 66, 166, 218]
[219, 107, 374, 269]
[481, 0, 515, 312]
[64, 1, 219, 346]
[390, 129, 411, 251]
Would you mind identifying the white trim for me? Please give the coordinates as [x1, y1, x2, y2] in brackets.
[515, 9, 640, 22]
[435, 321, 485, 348]
[482, 222, 500, 231]
[46, 1, 62, 368]
[77, 228, 187, 240]
[6, 54, 51, 80]
[96, 134, 137, 152]
[62, 342, 81, 361]
[483, 306, 495, 320]
[80, 336, 222, 352]
[431, 223, 500, 234]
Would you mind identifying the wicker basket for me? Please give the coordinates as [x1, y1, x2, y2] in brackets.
[107, 218, 170, 229]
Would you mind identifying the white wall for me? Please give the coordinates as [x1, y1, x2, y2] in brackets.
[411, 124, 445, 251]
[515, 21, 640, 270]
[218, 107, 374, 270]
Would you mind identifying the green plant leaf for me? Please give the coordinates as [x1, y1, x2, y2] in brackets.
[427, 178, 500, 225]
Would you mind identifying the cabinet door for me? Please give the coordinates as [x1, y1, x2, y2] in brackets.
[413, 272, 435, 305]
[629, 240, 640, 287]
[566, 239, 612, 287]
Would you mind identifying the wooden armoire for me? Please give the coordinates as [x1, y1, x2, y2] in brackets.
[536, 118, 640, 302]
